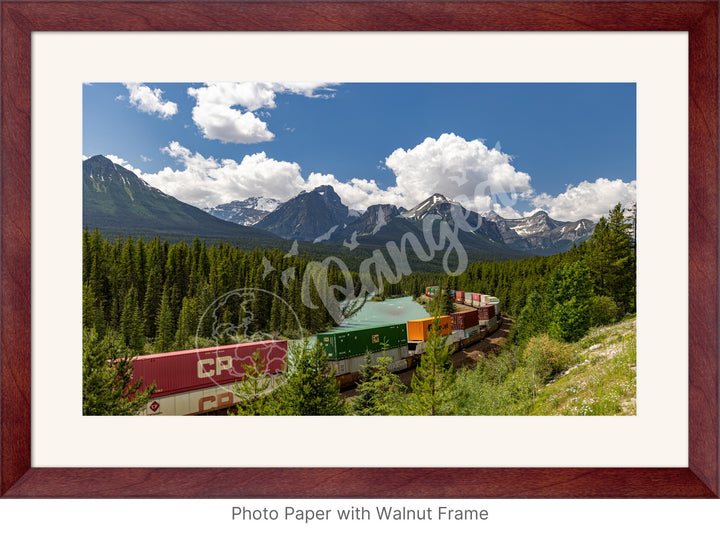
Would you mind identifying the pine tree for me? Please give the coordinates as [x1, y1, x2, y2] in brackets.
[230, 350, 275, 415]
[438, 278, 455, 315]
[509, 290, 548, 347]
[142, 264, 163, 339]
[154, 284, 175, 352]
[272, 340, 345, 415]
[546, 261, 593, 342]
[119, 286, 144, 353]
[406, 315, 457, 415]
[351, 354, 406, 415]
[83, 282, 105, 336]
[175, 296, 200, 349]
[83, 328, 156, 415]
[587, 203, 636, 313]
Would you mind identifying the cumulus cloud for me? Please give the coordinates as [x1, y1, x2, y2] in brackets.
[306, 173, 407, 210]
[187, 82, 335, 144]
[492, 204, 523, 219]
[526, 178, 637, 221]
[124, 83, 178, 119]
[136, 142, 405, 211]
[105, 154, 145, 177]
[139, 142, 305, 208]
[385, 133, 533, 212]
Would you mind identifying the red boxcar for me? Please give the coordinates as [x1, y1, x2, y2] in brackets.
[478, 305, 495, 321]
[455, 290, 465, 303]
[132, 340, 288, 397]
[472, 293, 482, 301]
[451, 309, 479, 330]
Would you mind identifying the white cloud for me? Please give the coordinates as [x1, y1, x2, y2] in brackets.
[138, 142, 404, 210]
[306, 173, 408, 210]
[105, 154, 144, 177]
[526, 178, 637, 221]
[187, 82, 335, 144]
[139, 142, 305, 208]
[124, 83, 178, 119]
[385, 133, 533, 212]
[492, 204, 522, 219]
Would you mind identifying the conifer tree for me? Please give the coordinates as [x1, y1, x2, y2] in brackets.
[351, 354, 406, 415]
[120, 286, 144, 353]
[230, 350, 275, 415]
[509, 290, 548, 347]
[83, 282, 105, 336]
[154, 284, 175, 352]
[546, 261, 593, 342]
[83, 328, 155, 415]
[587, 202, 636, 312]
[272, 340, 345, 415]
[142, 264, 163, 339]
[175, 296, 200, 349]
[406, 314, 457, 415]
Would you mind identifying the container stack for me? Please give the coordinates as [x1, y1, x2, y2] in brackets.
[451, 309, 479, 331]
[133, 340, 288, 415]
[477, 304, 495, 321]
[406, 316, 452, 341]
[425, 286, 440, 297]
[455, 290, 465, 303]
[489, 297, 501, 317]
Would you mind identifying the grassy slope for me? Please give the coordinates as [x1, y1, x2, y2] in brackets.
[529, 317, 637, 415]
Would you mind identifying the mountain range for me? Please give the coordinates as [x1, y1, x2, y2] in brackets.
[83, 155, 595, 260]
[204, 188, 595, 255]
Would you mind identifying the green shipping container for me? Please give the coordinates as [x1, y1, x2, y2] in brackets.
[317, 323, 408, 361]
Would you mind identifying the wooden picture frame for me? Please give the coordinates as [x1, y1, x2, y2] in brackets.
[1, 0, 717, 498]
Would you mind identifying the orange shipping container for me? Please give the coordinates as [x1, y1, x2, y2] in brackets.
[406, 316, 452, 341]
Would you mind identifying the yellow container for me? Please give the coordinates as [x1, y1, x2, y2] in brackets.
[406, 316, 452, 341]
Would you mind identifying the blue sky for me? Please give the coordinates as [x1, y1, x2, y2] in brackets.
[83, 83, 636, 221]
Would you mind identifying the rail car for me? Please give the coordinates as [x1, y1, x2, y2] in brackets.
[134, 340, 287, 416]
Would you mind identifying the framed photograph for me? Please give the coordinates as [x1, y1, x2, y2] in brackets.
[1, 1, 717, 498]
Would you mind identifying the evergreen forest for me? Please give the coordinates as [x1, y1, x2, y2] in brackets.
[83, 203, 636, 415]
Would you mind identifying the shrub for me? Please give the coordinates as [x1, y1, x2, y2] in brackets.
[522, 334, 575, 383]
[588, 295, 620, 326]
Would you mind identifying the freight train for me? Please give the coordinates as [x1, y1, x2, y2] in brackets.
[133, 288, 501, 414]
[319, 288, 502, 388]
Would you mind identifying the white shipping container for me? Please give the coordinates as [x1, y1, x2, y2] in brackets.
[140, 375, 283, 416]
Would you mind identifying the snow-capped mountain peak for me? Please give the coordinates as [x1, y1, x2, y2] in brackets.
[402, 193, 457, 220]
[204, 196, 280, 226]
